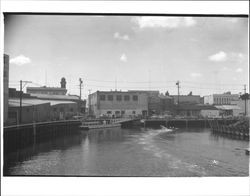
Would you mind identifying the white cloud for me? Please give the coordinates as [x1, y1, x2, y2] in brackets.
[10, 55, 31, 66]
[190, 72, 202, 78]
[120, 53, 127, 62]
[114, 32, 130, 41]
[132, 17, 196, 28]
[236, 68, 243, 73]
[208, 51, 227, 62]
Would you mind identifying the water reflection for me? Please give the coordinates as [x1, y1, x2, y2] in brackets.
[4, 127, 249, 176]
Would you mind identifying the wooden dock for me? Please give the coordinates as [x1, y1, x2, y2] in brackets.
[79, 123, 121, 131]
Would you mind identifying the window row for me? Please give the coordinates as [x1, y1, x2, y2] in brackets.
[214, 97, 233, 104]
[99, 94, 138, 101]
[106, 110, 136, 115]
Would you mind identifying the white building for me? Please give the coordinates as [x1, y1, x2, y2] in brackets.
[200, 109, 220, 118]
[204, 93, 239, 105]
[88, 90, 148, 118]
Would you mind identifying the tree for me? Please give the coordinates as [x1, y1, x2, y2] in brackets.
[240, 93, 249, 100]
[188, 91, 192, 96]
[165, 91, 169, 96]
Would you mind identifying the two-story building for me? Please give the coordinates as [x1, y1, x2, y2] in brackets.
[204, 92, 239, 105]
[88, 90, 148, 118]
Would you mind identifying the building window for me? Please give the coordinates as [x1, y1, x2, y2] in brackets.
[26, 108, 30, 112]
[60, 107, 64, 112]
[53, 108, 57, 112]
[124, 95, 130, 101]
[116, 95, 122, 101]
[107, 111, 112, 114]
[70, 108, 73, 112]
[121, 111, 125, 115]
[132, 111, 136, 114]
[108, 95, 113, 101]
[115, 111, 120, 114]
[133, 95, 138, 101]
[100, 95, 106, 101]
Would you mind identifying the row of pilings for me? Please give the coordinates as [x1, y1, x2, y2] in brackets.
[4, 120, 82, 153]
[208, 118, 249, 140]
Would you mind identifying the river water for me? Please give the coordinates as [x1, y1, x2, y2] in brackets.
[4, 127, 249, 176]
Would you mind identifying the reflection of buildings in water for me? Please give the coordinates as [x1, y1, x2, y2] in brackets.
[4, 133, 83, 175]
[87, 129, 124, 143]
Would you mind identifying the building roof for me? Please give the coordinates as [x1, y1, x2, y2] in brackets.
[27, 87, 66, 91]
[94, 90, 152, 95]
[30, 93, 80, 100]
[215, 105, 241, 110]
[171, 95, 200, 97]
[178, 104, 218, 111]
[158, 94, 173, 99]
[9, 98, 77, 107]
[46, 100, 77, 106]
[9, 98, 50, 107]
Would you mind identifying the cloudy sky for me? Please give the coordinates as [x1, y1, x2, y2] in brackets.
[4, 15, 248, 99]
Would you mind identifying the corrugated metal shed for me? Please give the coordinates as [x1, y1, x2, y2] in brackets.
[9, 98, 77, 107]
[30, 94, 79, 100]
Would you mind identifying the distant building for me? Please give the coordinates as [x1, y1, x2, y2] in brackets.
[231, 99, 250, 116]
[171, 95, 201, 105]
[215, 105, 241, 117]
[26, 77, 67, 95]
[7, 98, 78, 125]
[158, 94, 174, 114]
[88, 90, 148, 118]
[204, 92, 239, 105]
[176, 104, 219, 118]
[128, 90, 160, 115]
[8, 98, 51, 125]
[31, 93, 86, 114]
[4, 54, 9, 124]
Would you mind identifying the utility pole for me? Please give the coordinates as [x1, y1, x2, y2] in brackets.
[19, 80, 32, 124]
[88, 89, 92, 115]
[79, 78, 83, 100]
[244, 84, 247, 116]
[19, 80, 22, 124]
[176, 80, 180, 105]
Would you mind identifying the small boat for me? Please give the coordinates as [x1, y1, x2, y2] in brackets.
[160, 125, 173, 132]
[79, 121, 121, 131]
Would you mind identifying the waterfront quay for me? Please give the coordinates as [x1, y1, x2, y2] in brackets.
[4, 116, 249, 156]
